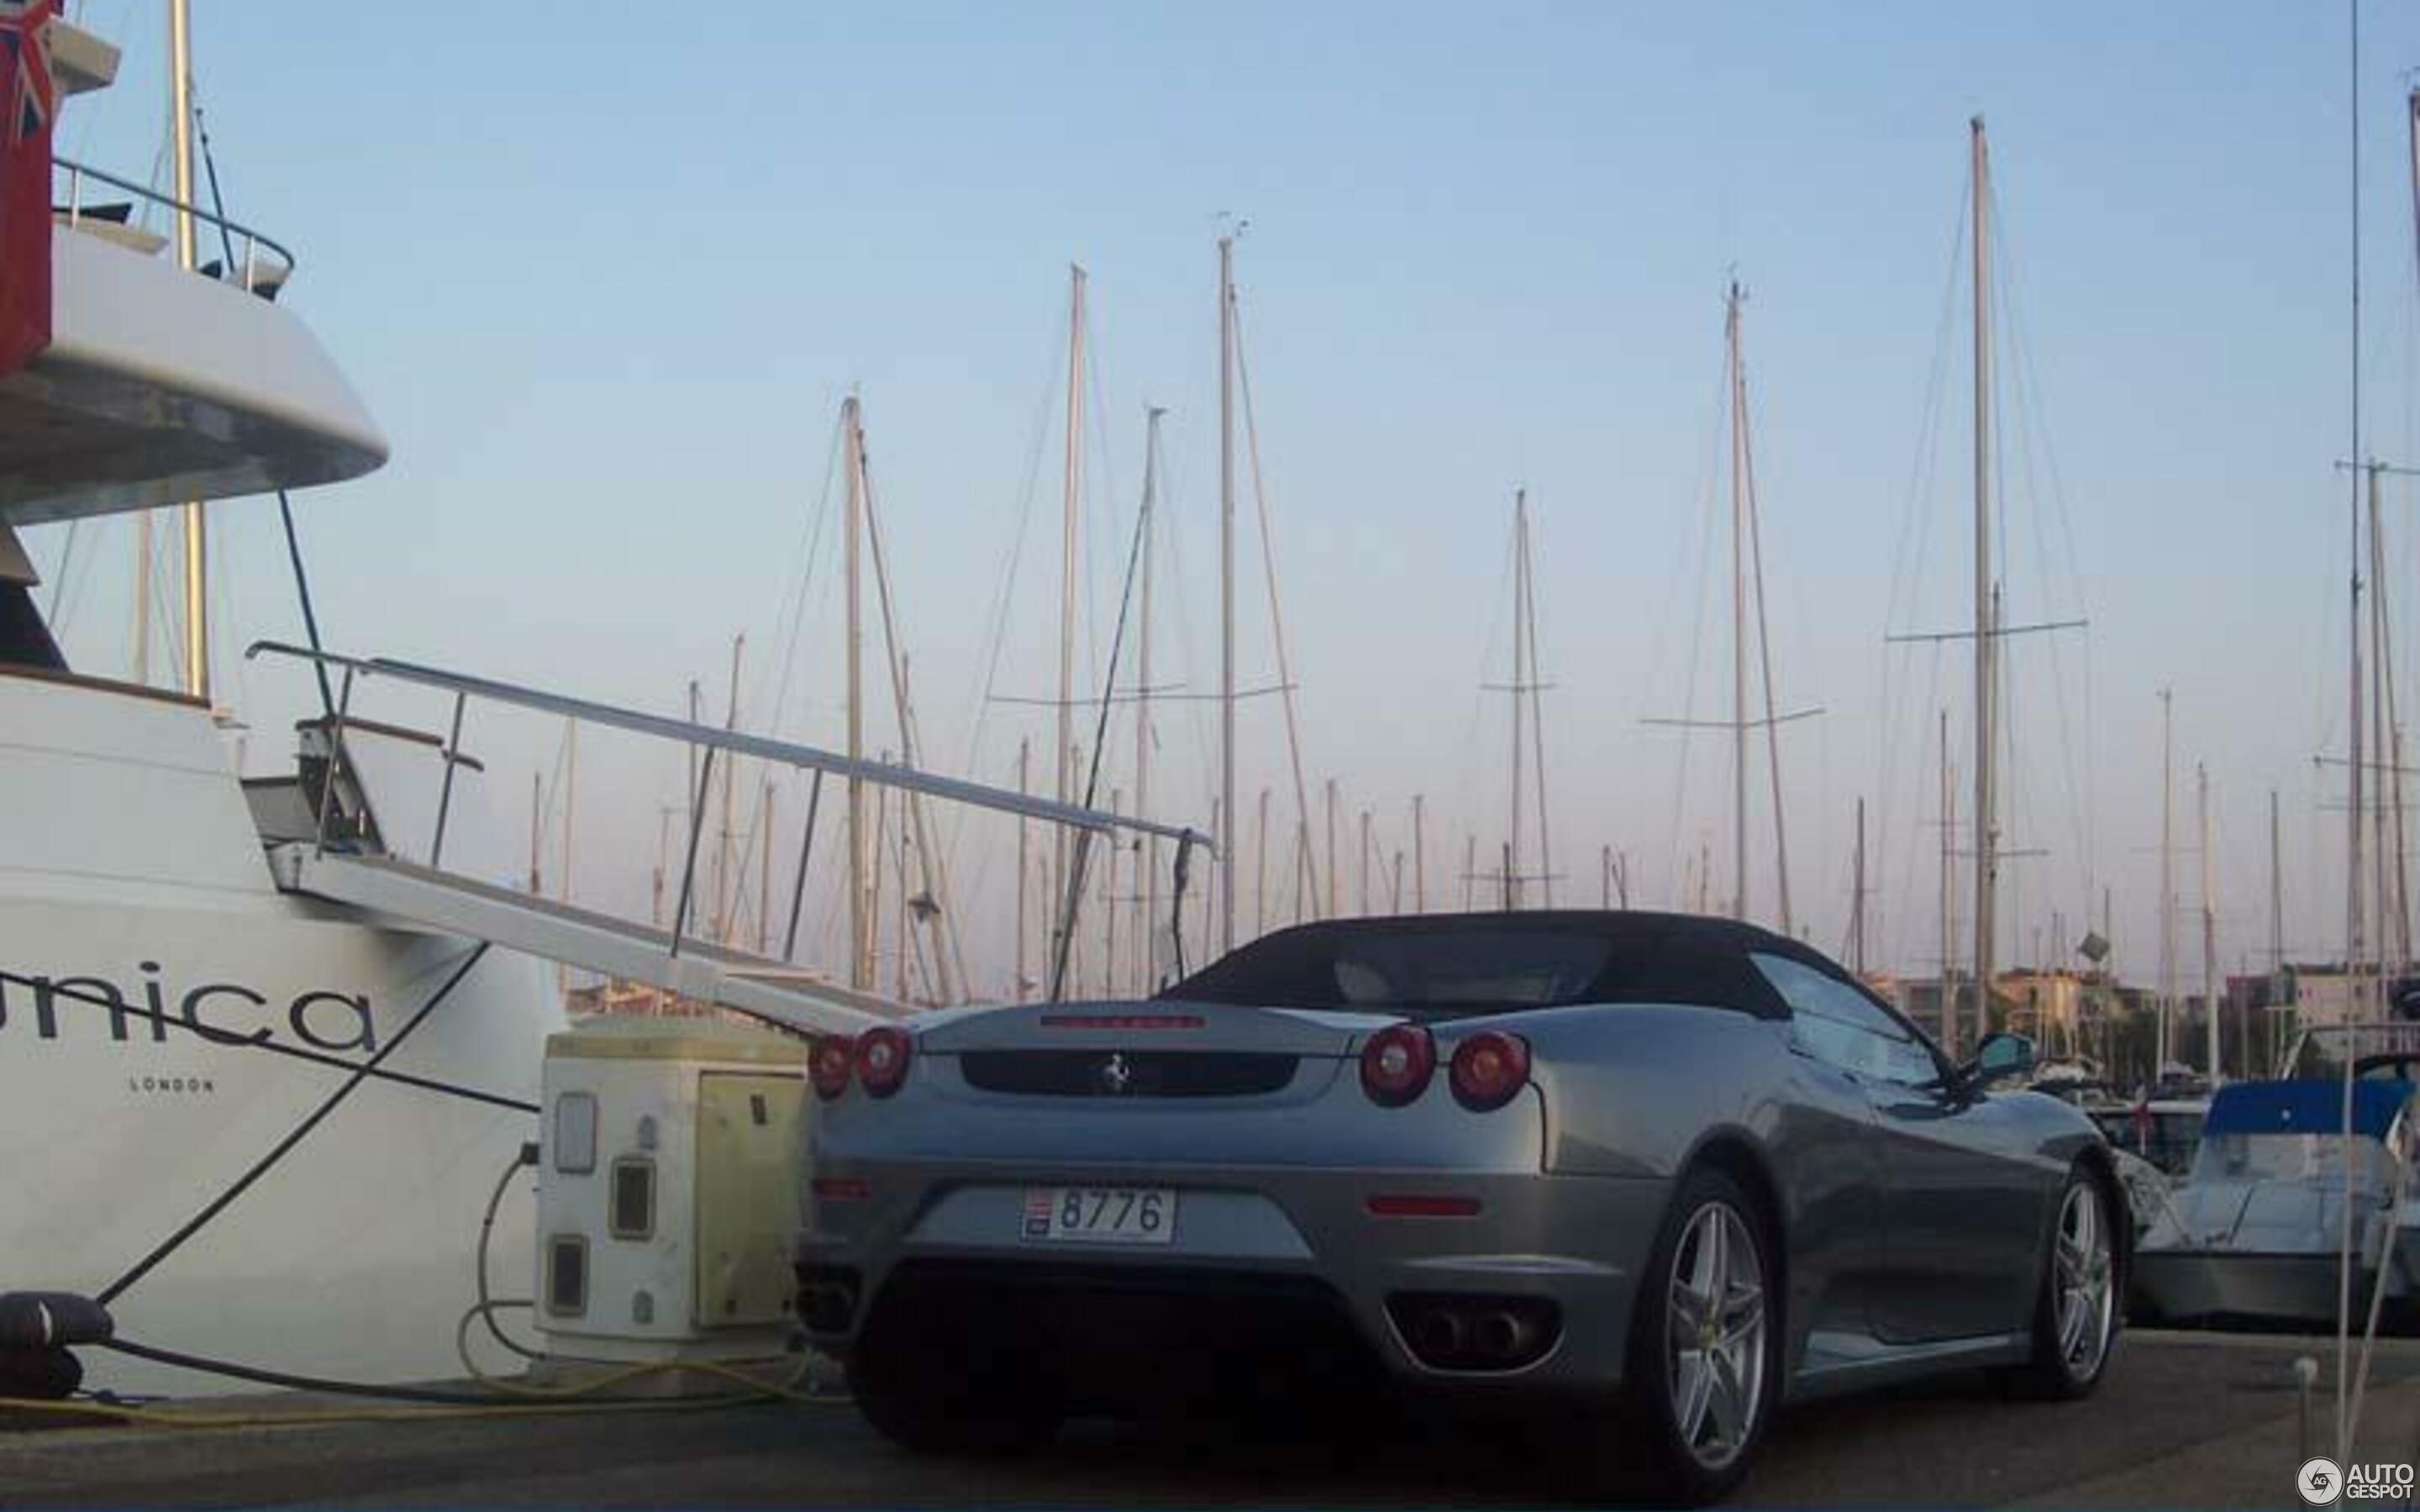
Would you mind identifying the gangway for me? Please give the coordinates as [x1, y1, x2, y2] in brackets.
[270, 845, 901, 1037]
[245, 642, 1214, 1032]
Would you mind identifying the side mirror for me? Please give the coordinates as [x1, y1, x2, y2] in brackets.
[1964, 1032, 2035, 1089]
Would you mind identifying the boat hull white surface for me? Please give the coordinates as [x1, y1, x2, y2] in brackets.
[0, 671, 560, 1395]
[0, 227, 388, 527]
[2132, 1250, 2376, 1328]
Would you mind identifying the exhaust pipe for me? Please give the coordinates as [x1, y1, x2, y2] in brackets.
[1411, 1307, 1467, 1362]
[1474, 1309, 1538, 1361]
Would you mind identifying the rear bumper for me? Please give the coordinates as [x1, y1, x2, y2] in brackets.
[798, 1160, 1671, 1398]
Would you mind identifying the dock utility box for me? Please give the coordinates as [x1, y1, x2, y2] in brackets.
[534, 1016, 809, 1372]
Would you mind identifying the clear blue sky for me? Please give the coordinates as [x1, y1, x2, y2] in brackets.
[29, 2, 2420, 995]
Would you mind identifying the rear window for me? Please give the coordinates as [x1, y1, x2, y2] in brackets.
[1161, 915, 1789, 1018]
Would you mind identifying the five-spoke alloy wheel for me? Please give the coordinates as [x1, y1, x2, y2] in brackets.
[2011, 1163, 2121, 1399]
[1612, 1164, 1780, 1505]
[1667, 1199, 1769, 1472]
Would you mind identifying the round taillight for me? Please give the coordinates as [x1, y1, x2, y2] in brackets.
[1360, 1024, 1436, 1106]
[810, 1036, 855, 1100]
[1449, 1030, 1532, 1111]
[855, 1026, 913, 1098]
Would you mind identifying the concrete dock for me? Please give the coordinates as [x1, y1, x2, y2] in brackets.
[3, 1331, 2414, 1508]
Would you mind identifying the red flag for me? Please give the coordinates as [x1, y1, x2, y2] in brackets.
[0, 0, 56, 377]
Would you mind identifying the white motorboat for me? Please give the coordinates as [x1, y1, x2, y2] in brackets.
[2131, 1073, 2417, 1328]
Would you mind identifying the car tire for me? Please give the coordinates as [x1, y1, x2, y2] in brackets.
[848, 1297, 1061, 1457]
[1597, 1163, 1782, 1506]
[2007, 1163, 2120, 1400]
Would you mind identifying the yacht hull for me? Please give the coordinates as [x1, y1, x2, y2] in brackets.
[0, 670, 560, 1395]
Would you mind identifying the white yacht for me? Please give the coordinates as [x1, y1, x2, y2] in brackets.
[0, 8, 579, 1397]
[0, 8, 1188, 1399]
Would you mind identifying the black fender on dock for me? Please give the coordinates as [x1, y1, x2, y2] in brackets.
[0, 1291, 114, 1350]
[0, 1345, 82, 1400]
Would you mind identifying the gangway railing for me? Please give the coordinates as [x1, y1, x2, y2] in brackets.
[246, 642, 1214, 1010]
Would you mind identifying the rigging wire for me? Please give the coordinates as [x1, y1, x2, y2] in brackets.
[40, 517, 80, 624]
[1231, 293, 1322, 924]
[1445, 501, 1518, 911]
[1991, 173, 2097, 937]
[96, 944, 495, 1308]
[1049, 475, 1156, 1000]
[1655, 309, 1736, 908]
[1875, 171, 1971, 966]
[939, 307, 1067, 923]
[189, 82, 336, 723]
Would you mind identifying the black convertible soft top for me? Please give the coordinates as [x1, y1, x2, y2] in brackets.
[1159, 910, 1848, 1020]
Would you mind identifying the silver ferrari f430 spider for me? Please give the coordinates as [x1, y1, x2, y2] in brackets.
[796, 911, 2125, 1504]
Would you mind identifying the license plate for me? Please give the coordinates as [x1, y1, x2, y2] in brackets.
[1020, 1186, 1176, 1245]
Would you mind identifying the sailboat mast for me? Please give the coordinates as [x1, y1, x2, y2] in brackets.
[168, 0, 208, 701]
[1413, 794, 1427, 913]
[1014, 738, 1031, 1000]
[1218, 238, 1239, 954]
[1103, 788, 1121, 995]
[2271, 785, 2285, 1070]
[1324, 777, 1340, 918]
[1970, 117, 1998, 1041]
[1057, 265, 1087, 988]
[2160, 686, 2175, 1073]
[844, 399, 872, 990]
[1853, 796, 1868, 975]
[1359, 809, 1373, 915]
[1940, 708, 1956, 1052]
[561, 719, 577, 909]
[1136, 407, 1164, 986]
[2370, 467, 2411, 972]
[715, 636, 740, 943]
[2350, 474, 2368, 1021]
[759, 780, 775, 958]
[2201, 762, 2218, 1082]
[1256, 788, 1270, 936]
[1526, 499, 1553, 907]
[1511, 489, 1529, 911]
[1727, 286, 1749, 923]
[133, 516, 151, 684]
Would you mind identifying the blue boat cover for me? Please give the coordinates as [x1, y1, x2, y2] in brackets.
[2202, 1079, 2411, 1141]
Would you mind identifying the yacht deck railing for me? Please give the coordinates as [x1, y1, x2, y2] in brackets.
[54, 155, 297, 295]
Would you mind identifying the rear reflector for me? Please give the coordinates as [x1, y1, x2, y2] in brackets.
[1038, 1014, 1207, 1030]
[812, 1178, 871, 1203]
[1365, 1194, 1482, 1218]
